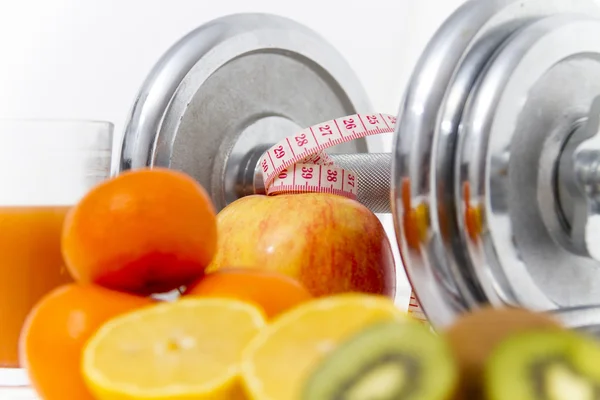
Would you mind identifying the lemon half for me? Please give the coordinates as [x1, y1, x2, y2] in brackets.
[82, 297, 266, 400]
[241, 293, 407, 400]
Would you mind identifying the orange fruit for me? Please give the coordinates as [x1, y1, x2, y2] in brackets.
[62, 168, 217, 295]
[19, 283, 153, 400]
[184, 268, 313, 319]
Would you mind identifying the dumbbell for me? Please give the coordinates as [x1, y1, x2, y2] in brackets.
[118, 0, 600, 331]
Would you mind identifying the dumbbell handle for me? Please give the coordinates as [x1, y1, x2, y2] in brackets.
[327, 153, 392, 214]
[248, 152, 392, 214]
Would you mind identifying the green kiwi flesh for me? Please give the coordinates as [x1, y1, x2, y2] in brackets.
[485, 330, 600, 400]
[301, 320, 458, 400]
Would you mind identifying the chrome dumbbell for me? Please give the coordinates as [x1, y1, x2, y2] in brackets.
[119, 0, 600, 330]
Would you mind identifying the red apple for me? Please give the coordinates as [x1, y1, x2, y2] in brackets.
[207, 193, 395, 298]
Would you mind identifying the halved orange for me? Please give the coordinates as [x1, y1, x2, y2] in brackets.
[82, 298, 266, 400]
[240, 293, 408, 399]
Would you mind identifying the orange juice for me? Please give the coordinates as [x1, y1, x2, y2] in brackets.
[0, 206, 72, 367]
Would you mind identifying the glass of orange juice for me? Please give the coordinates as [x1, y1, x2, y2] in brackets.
[0, 119, 113, 388]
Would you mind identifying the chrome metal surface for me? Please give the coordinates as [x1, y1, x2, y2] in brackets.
[242, 151, 392, 212]
[329, 153, 391, 213]
[559, 97, 600, 262]
[120, 13, 377, 211]
[552, 305, 600, 334]
[238, 144, 272, 198]
[459, 14, 600, 312]
[392, 0, 600, 328]
[393, 0, 506, 329]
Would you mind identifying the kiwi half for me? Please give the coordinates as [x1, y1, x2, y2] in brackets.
[301, 320, 458, 400]
[445, 306, 564, 398]
[485, 330, 600, 400]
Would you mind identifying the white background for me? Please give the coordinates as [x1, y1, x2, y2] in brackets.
[0, 0, 469, 310]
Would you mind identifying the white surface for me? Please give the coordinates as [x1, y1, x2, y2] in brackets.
[0, 369, 36, 399]
[0, 389, 38, 400]
[0, 0, 467, 311]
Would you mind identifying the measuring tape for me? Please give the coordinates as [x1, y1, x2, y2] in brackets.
[259, 113, 428, 323]
[260, 113, 396, 199]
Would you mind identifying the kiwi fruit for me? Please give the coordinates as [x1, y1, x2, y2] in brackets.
[445, 306, 564, 399]
[300, 320, 458, 400]
[485, 329, 600, 400]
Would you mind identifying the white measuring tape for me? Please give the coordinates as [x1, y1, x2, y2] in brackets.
[260, 113, 396, 199]
[259, 113, 428, 324]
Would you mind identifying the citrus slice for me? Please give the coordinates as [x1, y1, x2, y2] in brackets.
[240, 293, 408, 400]
[82, 298, 267, 400]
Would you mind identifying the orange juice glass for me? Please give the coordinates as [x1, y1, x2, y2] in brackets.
[0, 119, 113, 388]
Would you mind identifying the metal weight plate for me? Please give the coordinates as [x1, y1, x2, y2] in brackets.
[392, 0, 600, 328]
[119, 13, 377, 211]
[458, 14, 600, 311]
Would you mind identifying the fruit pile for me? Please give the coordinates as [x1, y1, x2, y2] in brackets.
[18, 168, 600, 400]
[17, 167, 391, 400]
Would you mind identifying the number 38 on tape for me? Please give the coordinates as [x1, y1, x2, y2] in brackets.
[260, 113, 397, 199]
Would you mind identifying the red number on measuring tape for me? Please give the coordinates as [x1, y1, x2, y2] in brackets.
[319, 125, 333, 136]
[274, 145, 285, 159]
[343, 118, 357, 130]
[327, 169, 338, 182]
[347, 174, 355, 187]
[295, 133, 308, 146]
[366, 115, 378, 124]
[262, 113, 397, 199]
[301, 166, 313, 179]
